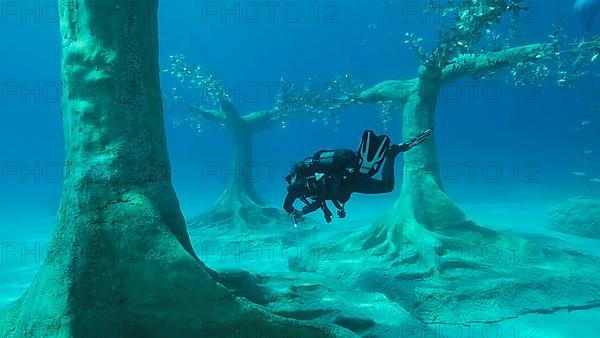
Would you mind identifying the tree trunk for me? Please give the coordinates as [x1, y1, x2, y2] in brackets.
[0, 1, 352, 336]
[231, 123, 263, 205]
[349, 74, 504, 274]
[191, 121, 288, 232]
[397, 76, 468, 232]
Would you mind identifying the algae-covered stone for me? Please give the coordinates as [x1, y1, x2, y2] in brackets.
[548, 196, 600, 239]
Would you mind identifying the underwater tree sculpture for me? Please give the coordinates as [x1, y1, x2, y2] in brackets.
[0, 1, 354, 336]
[166, 56, 362, 231]
[344, 2, 600, 271]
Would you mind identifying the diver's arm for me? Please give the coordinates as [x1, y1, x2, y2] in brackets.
[301, 201, 322, 214]
[284, 187, 318, 216]
[301, 177, 329, 214]
[283, 191, 299, 214]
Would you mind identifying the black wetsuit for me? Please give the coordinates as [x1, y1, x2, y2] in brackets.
[283, 146, 401, 216]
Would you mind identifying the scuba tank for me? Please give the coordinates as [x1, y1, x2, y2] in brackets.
[312, 149, 358, 177]
[285, 149, 358, 185]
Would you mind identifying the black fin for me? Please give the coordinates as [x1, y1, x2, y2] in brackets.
[357, 130, 391, 176]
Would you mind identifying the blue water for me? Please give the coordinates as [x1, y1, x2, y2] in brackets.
[0, 1, 598, 213]
[0, 0, 599, 335]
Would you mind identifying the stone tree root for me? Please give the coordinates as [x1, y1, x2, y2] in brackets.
[189, 184, 289, 233]
[0, 183, 354, 338]
[338, 74, 526, 279]
[331, 175, 600, 324]
[187, 122, 290, 234]
[341, 175, 516, 279]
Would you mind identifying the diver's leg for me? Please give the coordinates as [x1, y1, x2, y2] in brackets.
[352, 149, 400, 194]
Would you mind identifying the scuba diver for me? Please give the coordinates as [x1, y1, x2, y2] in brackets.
[284, 128, 433, 226]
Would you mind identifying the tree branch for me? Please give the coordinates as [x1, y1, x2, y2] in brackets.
[358, 79, 419, 103]
[358, 42, 558, 103]
[441, 42, 555, 84]
[243, 109, 286, 131]
[187, 105, 228, 125]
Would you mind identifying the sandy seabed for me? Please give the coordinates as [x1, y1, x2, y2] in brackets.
[1, 195, 598, 337]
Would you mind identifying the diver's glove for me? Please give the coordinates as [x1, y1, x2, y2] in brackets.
[291, 209, 305, 228]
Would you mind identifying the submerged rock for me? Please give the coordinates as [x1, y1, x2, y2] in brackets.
[547, 196, 600, 239]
